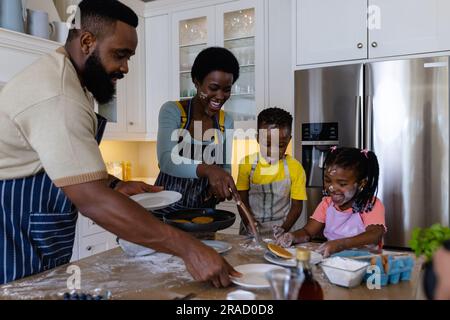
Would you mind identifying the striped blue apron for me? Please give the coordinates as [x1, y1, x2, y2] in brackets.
[0, 114, 107, 284]
[154, 99, 224, 214]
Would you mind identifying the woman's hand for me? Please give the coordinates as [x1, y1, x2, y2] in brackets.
[198, 165, 238, 201]
[115, 181, 164, 196]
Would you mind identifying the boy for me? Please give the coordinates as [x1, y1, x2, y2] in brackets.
[236, 107, 307, 237]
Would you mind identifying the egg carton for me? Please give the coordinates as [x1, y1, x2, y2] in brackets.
[362, 255, 415, 286]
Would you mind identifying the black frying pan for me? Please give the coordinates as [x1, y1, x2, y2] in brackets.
[163, 208, 236, 233]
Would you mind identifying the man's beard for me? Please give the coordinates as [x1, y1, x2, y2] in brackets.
[83, 51, 124, 104]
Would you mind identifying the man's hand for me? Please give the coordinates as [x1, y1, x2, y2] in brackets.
[183, 242, 242, 288]
[115, 181, 163, 196]
[316, 239, 347, 257]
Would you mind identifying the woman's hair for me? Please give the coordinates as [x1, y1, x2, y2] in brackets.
[191, 47, 240, 84]
[323, 147, 379, 213]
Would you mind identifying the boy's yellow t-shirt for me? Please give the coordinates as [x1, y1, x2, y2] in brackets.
[236, 153, 308, 200]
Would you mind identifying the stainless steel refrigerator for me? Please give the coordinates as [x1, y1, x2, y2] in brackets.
[294, 56, 450, 248]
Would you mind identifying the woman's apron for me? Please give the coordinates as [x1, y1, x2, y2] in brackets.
[240, 157, 292, 236]
[154, 99, 225, 215]
[0, 114, 107, 284]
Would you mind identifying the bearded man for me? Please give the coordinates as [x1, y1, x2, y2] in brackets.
[0, 0, 238, 287]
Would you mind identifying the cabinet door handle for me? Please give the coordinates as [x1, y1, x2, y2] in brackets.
[371, 42, 378, 48]
[86, 246, 93, 251]
[129, 121, 134, 126]
[357, 43, 364, 49]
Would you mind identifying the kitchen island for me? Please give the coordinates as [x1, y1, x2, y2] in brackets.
[0, 234, 425, 300]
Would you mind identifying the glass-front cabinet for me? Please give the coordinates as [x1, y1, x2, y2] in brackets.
[171, 0, 262, 128]
[172, 7, 216, 101]
[179, 17, 209, 99]
[97, 80, 127, 133]
[217, 0, 263, 126]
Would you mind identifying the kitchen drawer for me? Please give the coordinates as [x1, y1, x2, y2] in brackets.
[79, 232, 118, 259]
[79, 214, 106, 237]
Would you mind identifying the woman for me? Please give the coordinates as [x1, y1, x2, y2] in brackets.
[155, 47, 240, 214]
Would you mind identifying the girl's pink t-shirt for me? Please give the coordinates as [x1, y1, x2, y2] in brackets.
[311, 196, 387, 231]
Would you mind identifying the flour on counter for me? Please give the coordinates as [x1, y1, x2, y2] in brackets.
[0, 251, 193, 299]
[239, 241, 265, 252]
[128, 252, 191, 276]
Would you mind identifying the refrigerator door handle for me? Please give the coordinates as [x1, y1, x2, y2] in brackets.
[355, 96, 363, 149]
[364, 95, 373, 150]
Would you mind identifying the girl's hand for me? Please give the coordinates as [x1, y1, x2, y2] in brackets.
[317, 239, 346, 258]
[276, 232, 294, 248]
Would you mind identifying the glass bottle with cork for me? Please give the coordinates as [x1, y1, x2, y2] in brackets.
[296, 248, 324, 300]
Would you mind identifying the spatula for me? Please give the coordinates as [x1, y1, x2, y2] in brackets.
[228, 188, 263, 245]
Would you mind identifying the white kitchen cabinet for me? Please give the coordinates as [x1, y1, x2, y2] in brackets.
[296, 0, 367, 65]
[216, 0, 264, 126]
[79, 231, 118, 259]
[368, 0, 450, 58]
[71, 215, 119, 261]
[171, 7, 216, 101]
[145, 14, 170, 140]
[0, 28, 60, 82]
[99, 16, 148, 141]
[296, 0, 450, 66]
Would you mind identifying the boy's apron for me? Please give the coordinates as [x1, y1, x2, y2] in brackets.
[323, 205, 366, 241]
[154, 99, 225, 215]
[240, 157, 292, 236]
[0, 114, 107, 284]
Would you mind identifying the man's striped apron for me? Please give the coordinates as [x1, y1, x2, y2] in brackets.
[0, 114, 107, 284]
[154, 99, 225, 215]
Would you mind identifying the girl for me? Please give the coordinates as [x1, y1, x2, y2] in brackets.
[276, 147, 386, 257]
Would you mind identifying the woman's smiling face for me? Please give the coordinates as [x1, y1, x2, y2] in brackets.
[194, 70, 233, 116]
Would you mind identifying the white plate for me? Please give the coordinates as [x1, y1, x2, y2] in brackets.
[201, 240, 232, 254]
[130, 191, 182, 210]
[230, 264, 285, 289]
[118, 238, 156, 257]
[264, 248, 323, 267]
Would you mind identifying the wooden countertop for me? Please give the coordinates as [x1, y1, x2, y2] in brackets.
[0, 234, 425, 300]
